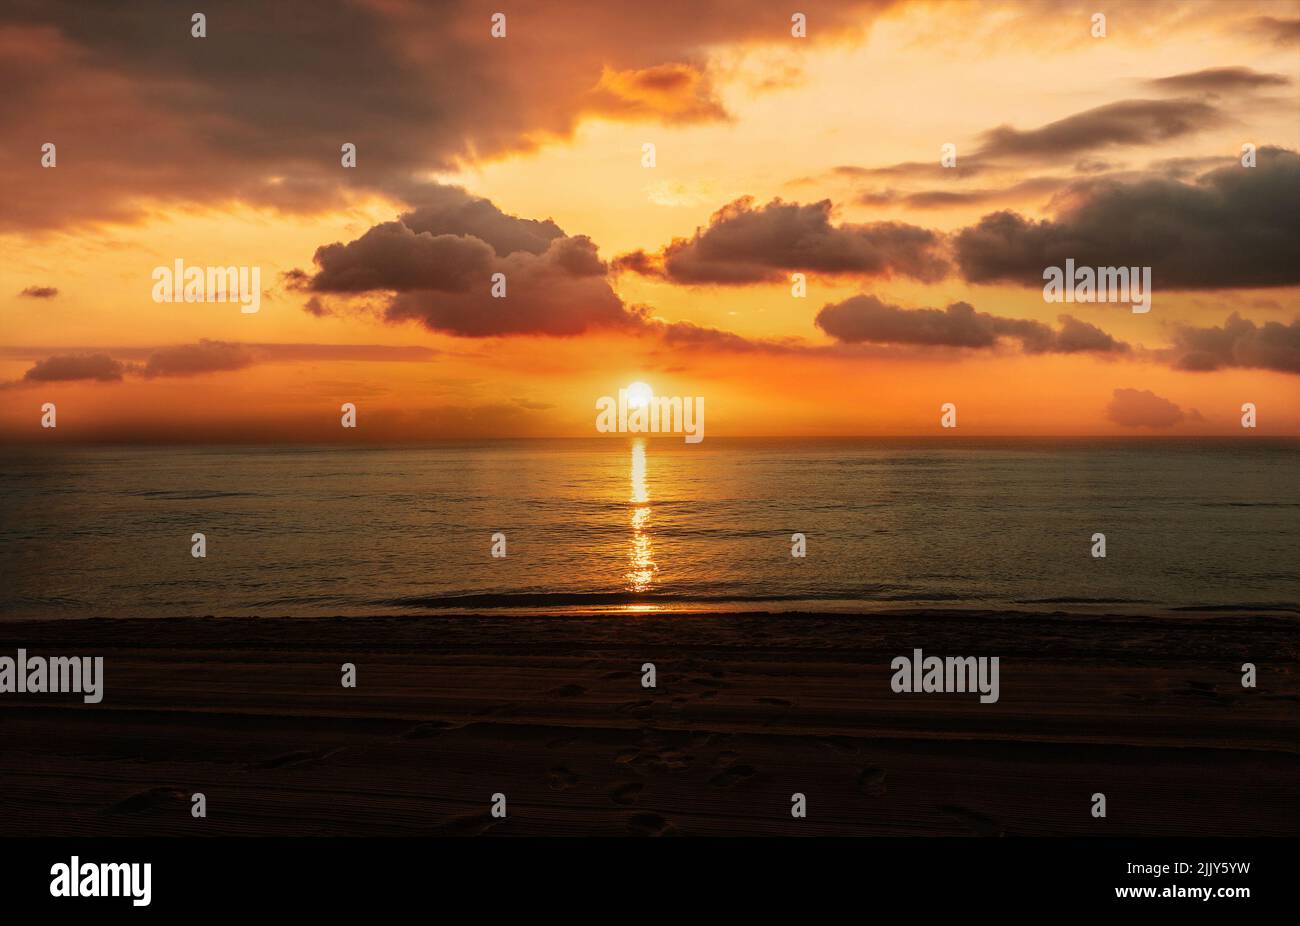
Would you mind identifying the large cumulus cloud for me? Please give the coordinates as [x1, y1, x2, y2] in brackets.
[615, 197, 950, 284]
[292, 185, 640, 337]
[954, 147, 1300, 288]
[1168, 313, 1300, 373]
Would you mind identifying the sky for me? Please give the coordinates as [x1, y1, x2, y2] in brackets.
[1, 0, 1298, 440]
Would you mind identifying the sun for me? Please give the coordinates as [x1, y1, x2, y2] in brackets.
[626, 381, 653, 409]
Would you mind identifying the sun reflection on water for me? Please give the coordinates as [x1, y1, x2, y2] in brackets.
[625, 439, 658, 594]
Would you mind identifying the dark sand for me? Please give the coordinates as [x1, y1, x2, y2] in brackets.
[0, 610, 1295, 836]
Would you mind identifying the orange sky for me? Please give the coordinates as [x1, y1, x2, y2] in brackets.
[2, 0, 1298, 439]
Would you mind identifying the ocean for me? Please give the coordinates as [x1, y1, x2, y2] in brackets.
[1, 438, 1297, 619]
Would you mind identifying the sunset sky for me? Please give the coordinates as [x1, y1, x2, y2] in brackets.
[2, 0, 1298, 440]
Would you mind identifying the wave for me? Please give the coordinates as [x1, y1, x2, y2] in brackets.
[377, 588, 969, 609]
[1169, 603, 1300, 613]
[131, 489, 258, 500]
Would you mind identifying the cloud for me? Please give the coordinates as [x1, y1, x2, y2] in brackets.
[857, 176, 1067, 209]
[1168, 313, 1300, 374]
[585, 63, 727, 124]
[615, 196, 950, 284]
[3, 341, 440, 388]
[650, 319, 809, 354]
[972, 99, 1223, 162]
[954, 147, 1300, 288]
[824, 162, 988, 182]
[299, 221, 496, 294]
[0, 0, 897, 231]
[0, 342, 438, 364]
[814, 295, 1128, 354]
[396, 185, 566, 258]
[18, 286, 58, 298]
[141, 340, 255, 377]
[383, 236, 636, 336]
[1247, 16, 1300, 45]
[824, 97, 1227, 188]
[20, 353, 126, 382]
[295, 186, 638, 337]
[1105, 388, 1192, 428]
[1144, 66, 1292, 94]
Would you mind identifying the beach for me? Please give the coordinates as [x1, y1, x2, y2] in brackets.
[1, 609, 1294, 837]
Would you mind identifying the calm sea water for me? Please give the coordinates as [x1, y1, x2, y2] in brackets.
[1, 438, 1297, 619]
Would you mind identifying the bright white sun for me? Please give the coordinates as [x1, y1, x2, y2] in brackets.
[626, 381, 653, 409]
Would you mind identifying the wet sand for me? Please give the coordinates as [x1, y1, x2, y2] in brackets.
[0, 610, 1295, 836]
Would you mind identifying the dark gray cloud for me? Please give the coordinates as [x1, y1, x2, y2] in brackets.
[954, 147, 1300, 288]
[294, 185, 638, 337]
[300, 222, 496, 295]
[857, 176, 1067, 209]
[796, 162, 986, 188]
[20, 353, 125, 382]
[973, 99, 1223, 162]
[1169, 313, 1300, 374]
[815, 295, 1128, 354]
[18, 286, 58, 298]
[1144, 66, 1292, 94]
[1106, 388, 1194, 429]
[1247, 16, 1300, 45]
[383, 235, 636, 337]
[824, 97, 1227, 188]
[397, 185, 566, 258]
[615, 196, 950, 284]
[0, 0, 897, 230]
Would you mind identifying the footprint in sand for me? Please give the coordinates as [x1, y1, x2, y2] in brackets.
[106, 787, 188, 815]
[609, 782, 644, 805]
[756, 696, 793, 707]
[626, 811, 676, 836]
[708, 764, 757, 788]
[617, 749, 692, 774]
[856, 767, 887, 796]
[651, 751, 692, 772]
[547, 766, 579, 791]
